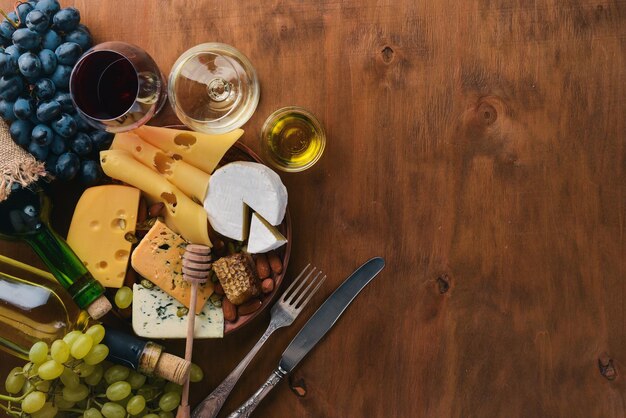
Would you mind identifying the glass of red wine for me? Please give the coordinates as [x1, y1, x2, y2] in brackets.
[69, 41, 166, 133]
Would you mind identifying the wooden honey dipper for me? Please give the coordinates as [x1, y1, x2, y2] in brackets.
[177, 244, 212, 418]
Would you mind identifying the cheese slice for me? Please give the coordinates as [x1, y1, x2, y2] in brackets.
[100, 149, 211, 246]
[130, 220, 214, 314]
[132, 284, 223, 339]
[204, 162, 288, 241]
[134, 125, 243, 174]
[67, 185, 140, 288]
[111, 131, 210, 203]
[247, 212, 287, 254]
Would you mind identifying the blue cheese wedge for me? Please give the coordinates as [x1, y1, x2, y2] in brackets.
[132, 283, 223, 339]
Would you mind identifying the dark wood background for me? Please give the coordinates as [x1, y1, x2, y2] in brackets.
[1, 0, 625, 417]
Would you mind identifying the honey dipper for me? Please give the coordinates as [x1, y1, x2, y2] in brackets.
[177, 244, 212, 418]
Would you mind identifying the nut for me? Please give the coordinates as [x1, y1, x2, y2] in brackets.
[148, 202, 165, 218]
[140, 279, 154, 289]
[214, 283, 225, 295]
[176, 306, 189, 317]
[124, 232, 138, 244]
[237, 299, 263, 316]
[222, 299, 237, 322]
[137, 197, 148, 223]
[268, 252, 283, 274]
[261, 278, 274, 294]
[255, 254, 271, 279]
[209, 293, 222, 307]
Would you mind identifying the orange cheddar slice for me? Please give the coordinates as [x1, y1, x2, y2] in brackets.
[131, 220, 214, 314]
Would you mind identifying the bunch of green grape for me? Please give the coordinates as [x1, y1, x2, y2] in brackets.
[0, 325, 203, 417]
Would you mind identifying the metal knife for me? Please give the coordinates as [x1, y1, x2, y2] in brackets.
[226, 257, 385, 418]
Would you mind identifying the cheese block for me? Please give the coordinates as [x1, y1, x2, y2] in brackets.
[67, 185, 140, 288]
[132, 283, 223, 339]
[100, 149, 211, 246]
[204, 162, 288, 241]
[130, 220, 214, 314]
[134, 125, 243, 174]
[247, 212, 287, 253]
[111, 131, 210, 203]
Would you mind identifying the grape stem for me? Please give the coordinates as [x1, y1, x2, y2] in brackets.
[0, 388, 33, 402]
[0, 9, 18, 28]
[0, 402, 20, 417]
[0, 0, 25, 29]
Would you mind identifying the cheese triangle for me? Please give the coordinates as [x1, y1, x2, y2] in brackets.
[247, 212, 287, 254]
[134, 125, 242, 174]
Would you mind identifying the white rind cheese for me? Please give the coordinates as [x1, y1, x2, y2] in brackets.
[204, 162, 288, 241]
[247, 212, 287, 253]
[132, 284, 223, 339]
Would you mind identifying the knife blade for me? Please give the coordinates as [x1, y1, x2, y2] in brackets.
[227, 257, 385, 418]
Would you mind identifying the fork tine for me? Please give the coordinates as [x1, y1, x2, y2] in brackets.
[280, 263, 312, 301]
[293, 271, 325, 308]
[285, 266, 317, 302]
[295, 274, 326, 310]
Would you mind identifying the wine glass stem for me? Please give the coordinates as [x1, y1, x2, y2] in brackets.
[207, 78, 232, 102]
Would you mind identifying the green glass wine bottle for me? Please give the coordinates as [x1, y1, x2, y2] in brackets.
[0, 183, 111, 319]
[0, 255, 190, 384]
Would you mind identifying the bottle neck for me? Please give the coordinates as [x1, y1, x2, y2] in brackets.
[102, 326, 153, 371]
[0, 184, 106, 310]
[26, 224, 105, 310]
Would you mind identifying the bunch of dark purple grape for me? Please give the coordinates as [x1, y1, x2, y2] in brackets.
[0, 0, 112, 185]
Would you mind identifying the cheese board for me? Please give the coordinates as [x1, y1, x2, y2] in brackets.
[101, 127, 291, 336]
[58, 124, 291, 337]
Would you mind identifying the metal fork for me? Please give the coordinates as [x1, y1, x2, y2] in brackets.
[191, 264, 326, 418]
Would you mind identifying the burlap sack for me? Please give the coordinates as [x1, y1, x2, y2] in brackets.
[0, 120, 47, 202]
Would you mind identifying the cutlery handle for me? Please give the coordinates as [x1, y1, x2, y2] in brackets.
[227, 368, 285, 418]
[192, 324, 279, 418]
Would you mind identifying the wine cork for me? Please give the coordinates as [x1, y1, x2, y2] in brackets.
[86, 295, 112, 319]
[154, 352, 191, 386]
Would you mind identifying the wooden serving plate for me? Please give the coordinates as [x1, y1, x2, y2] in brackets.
[218, 140, 292, 334]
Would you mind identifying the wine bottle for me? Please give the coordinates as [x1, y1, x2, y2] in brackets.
[0, 183, 111, 319]
[0, 254, 190, 384]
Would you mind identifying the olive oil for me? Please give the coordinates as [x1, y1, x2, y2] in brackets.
[262, 107, 325, 172]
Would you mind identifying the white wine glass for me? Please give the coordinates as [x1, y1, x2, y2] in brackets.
[168, 43, 260, 134]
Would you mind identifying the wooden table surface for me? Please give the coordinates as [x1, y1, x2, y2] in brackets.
[1, 0, 625, 417]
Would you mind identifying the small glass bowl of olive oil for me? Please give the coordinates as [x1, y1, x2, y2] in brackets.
[261, 106, 326, 172]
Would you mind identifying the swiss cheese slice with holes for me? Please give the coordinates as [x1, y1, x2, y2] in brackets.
[130, 220, 214, 314]
[111, 131, 210, 203]
[67, 185, 140, 288]
[100, 149, 211, 246]
[134, 125, 243, 174]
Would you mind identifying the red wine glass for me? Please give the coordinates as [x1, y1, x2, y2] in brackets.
[69, 41, 166, 133]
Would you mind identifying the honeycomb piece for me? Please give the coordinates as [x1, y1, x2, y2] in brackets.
[212, 253, 260, 305]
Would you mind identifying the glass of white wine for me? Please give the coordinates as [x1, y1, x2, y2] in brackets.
[168, 43, 260, 134]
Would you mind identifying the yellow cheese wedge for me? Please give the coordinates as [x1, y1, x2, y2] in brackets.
[131, 220, 214, 314]
[111, 132, 210, 203]
[134, 125, 243, 173]
[67, 185, 140, 288]
[100, 149, 211, 246]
